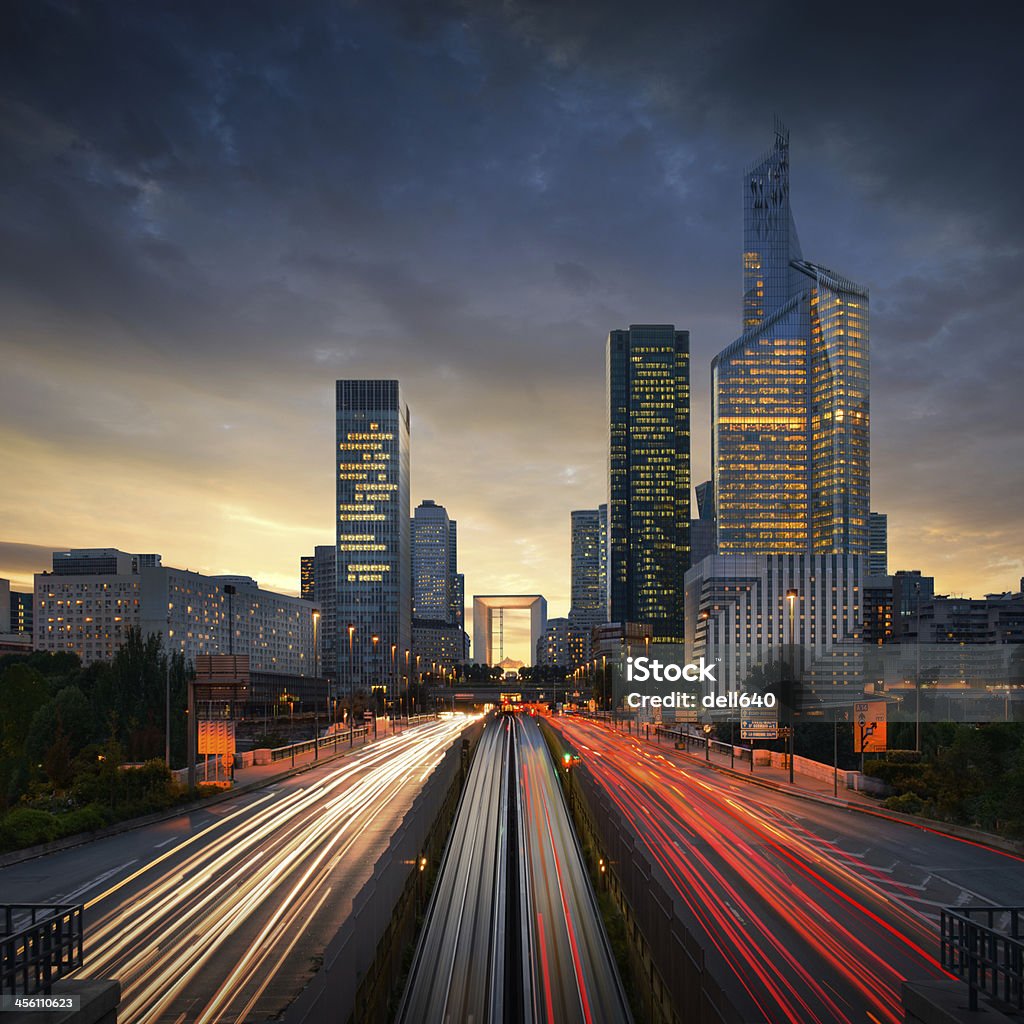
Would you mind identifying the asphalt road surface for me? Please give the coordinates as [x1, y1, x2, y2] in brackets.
[553, 717, 1024, 1024]
[1, 717, 473, 1024]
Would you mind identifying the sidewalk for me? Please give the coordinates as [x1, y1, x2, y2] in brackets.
[605, 718, 881, 807]
[230, 717, 409, 787]
[595, 717, 1024, 855]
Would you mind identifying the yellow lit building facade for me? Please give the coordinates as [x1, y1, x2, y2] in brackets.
[713, 125, 870, 559]
[335, 380, 411, 695]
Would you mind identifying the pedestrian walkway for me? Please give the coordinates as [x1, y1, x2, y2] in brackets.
[598, 717, 883, 808]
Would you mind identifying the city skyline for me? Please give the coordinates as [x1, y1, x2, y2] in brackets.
[2, 4, 1022, 666]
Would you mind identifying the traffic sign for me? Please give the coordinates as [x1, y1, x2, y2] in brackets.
[853, 701, 887, 753]
[740, 718, 779, 740]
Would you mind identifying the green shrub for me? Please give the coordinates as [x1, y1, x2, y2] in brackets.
[883, 792, 928, 815]
[57, 805, 108, 838]
[879, 749, 923, 764]
[0, 808, 58, 850]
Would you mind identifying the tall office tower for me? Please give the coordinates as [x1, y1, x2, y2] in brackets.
[598, 501, 608, 617]
[608, 325, 691, 643]
[411, 500, 454, 621]
[300, 556, 315, 600]
[300, 545, 337, 680]
[336, 380, 411, 694]
[713, 124, 870, 556]
[691, 479, 717, 568]
[868, 512, 888, 576]
[569, 509, 607, 636]
[448, 520, 464, 627]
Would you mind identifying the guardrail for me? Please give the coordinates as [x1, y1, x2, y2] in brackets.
[270, 726, 369, 762]
[1, 904, 83, 994]
[940, 906, 1024, 1012]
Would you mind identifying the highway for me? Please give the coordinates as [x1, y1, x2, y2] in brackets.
[398, 714, 631, 1024]
[518, 715, 633, 1024]
[397, 714, 513, 1023]
[0, 717, 473, 1024]
[553, 717, 1024, 1024]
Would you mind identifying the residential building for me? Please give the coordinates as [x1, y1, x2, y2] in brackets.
[1, 578, 33, 636]
[536, 617, 586, 669]
[34, 548, 319, 673]
[862, 574, 895, 645]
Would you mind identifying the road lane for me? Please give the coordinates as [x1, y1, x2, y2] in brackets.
[517, 716, 632, 1024]
[1, 717, 474, 1024]
[398, 714, 631, 1024]
[551, 717, 1015, 1024]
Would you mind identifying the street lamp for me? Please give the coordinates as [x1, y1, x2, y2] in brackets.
[914, 580, 922, 753]
[347, 623, 356, 697]
[391, 643, 397, 721]
[312, 609, 321, 679]
[786, 588, 799, 784]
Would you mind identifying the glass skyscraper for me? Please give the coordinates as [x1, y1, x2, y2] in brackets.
[411, 499, 458, 623]
[713, 124, 870, 557]
[335, 380, 411, 694]
[569, 507, 607, 635]
[608, 325, 690, 643]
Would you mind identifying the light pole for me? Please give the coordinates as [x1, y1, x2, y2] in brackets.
[312, 609, 320, 680]
[372, 634, 379, 715]
[165, 613, 172, 768]
[347, 622, 356, 697]
[914, 580, 922, 753]
[391, 643, 397, 725]
[786, 588, 798, 784]
[405, 649, 411, 721]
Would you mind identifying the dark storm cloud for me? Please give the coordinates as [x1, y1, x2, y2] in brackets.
[0, 542, 62, 580]
[1, 0, 1021, 602]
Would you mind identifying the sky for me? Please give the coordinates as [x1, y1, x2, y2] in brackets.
[2, 2, 1022, 663]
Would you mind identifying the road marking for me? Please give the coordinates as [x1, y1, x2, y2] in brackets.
[154, 836, 181, 849]
[55, 860, 139, 904]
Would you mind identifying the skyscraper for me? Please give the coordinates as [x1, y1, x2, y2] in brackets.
[336, 380, 411, 693]
[300, 545, 337, 680]
[869, 512, 888, 576]
[713, 124, 870, 557]
[608, 325, 690, 643]
[691, 479, 716, 568]
[411, 499, 454, 622]
[569, 508, 607, 638]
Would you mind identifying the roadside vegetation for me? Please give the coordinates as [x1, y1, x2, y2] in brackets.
[0, 630, 211, 852]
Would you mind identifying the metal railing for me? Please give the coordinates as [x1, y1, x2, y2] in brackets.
[270, 726, 369, 762]
[1, 904, 83, 994]
[941, 906, 1024, 1012]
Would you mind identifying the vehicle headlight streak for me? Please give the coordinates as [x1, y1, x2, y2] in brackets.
[70, 718, 475, 1024]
